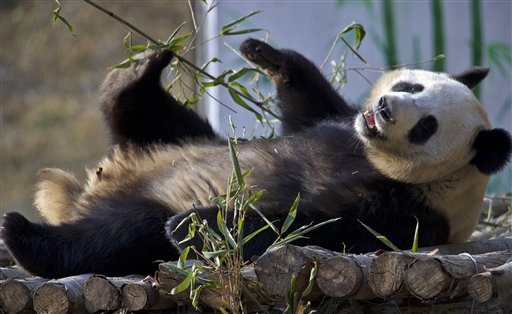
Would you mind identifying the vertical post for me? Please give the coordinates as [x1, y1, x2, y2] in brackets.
[431, 0, 445, 72]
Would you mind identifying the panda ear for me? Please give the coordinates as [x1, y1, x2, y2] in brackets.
[452, 67, 490, 89]
[470, 128, 512, 175]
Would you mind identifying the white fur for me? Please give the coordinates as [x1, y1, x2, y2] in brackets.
[355, 69, 491, 242]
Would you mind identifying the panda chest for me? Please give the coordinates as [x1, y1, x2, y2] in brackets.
[145, 157, 231, 212]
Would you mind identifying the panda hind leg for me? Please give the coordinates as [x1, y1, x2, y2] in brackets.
[240, 39, 357, 134]
[99, 50, 218, 147]
[2, 197, 178, 278]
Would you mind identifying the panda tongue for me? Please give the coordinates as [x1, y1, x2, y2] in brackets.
[364, 110, 376, 128]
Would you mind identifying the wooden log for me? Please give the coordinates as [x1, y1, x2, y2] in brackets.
[82, 275, 143, 312]
[404, 250, 512, 300]
[33, 274, 92, 314]
[418, 237, 512, 255]
[353, 297, 506, 314]
[157, 260, 205, 304]
[121, 277, 175, 311]
[0, 267, 31, 280]
[0, 241, 14, 267]
[468, 261, 512, 306]
[0, 277, 47, 313]
[254, 245, 335, 299]
[368, 251, 430, 298]
[316, 254, 375, 299]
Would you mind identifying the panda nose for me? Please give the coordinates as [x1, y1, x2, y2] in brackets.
[377, 97, 393, 122]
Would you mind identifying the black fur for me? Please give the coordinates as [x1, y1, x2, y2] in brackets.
[99, 50, 218, 146]
[3, 39, 498, 278]
[451, 67, 490, 90]
[471, 128, 512, 175]
[408, 115, 438, 145]
[240, 39, 357, 134]
[3, 196, 176, 278]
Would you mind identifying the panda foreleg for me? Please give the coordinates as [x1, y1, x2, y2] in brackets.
[99, 50, 218, 147]
[166, 206, 279, 260]
[240, 39, 357, 134]
[2, 197, 177, 278]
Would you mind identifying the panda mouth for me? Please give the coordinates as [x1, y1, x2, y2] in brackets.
[362, 110, 381, 137]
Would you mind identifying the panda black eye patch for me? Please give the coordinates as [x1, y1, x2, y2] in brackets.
[392, 82, 424, 94]
[408, 115, 438, 145]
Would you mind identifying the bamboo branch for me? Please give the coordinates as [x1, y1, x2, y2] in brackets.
[82, 0, 277, 119]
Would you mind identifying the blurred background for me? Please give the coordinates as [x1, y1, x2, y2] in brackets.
[1, 0, 511, 222]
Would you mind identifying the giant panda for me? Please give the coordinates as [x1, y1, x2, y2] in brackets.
[2, 39, 511, 279]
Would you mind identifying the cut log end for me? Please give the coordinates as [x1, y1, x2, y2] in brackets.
[468, 274, 495, 303]
[0, 280, 32, 314]
[404, 259, 450, 300]
[83, 276, 121, 312]
[33, 284, 70, 314]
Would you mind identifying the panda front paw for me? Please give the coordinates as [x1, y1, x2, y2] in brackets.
[127, 49, 174, 83]
[240, 39, 283, 72]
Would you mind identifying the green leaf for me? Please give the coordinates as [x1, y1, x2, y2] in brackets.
[167, 33, 192, 52]
[202, 249, 229, 259]
[191, 285, 204, 309]
[216, 210, 237, 249]
[52, 0, 75, 36]
[302, 261, 318, 297]
[221, 28, 263, 36]
[228, 67, 262, 83]
[242, 224, 271, 245]
[165, 21, 187, 45]
[220, 10, 261, 36]
[281, 194, 300, 234]
[411, 217, 419, 253]
[177, 246, 190, 269]
[275, 218, 340, 247]
[113, 58, 132, 69]
[358, 220, 400, 251]
[170, 269, 195, 295]
[228, 87, 263, 122]
[339, 21, 366, 50]
[340, 37, 367, 64]
[228, 137, 244, 187]
[250, 204, 280, 235]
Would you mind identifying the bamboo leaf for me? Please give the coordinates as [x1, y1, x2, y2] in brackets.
[177, 246, 191, 269]
[250, 204, 280, 235]
[228, 87, 263, 122]
[170, 269, 195, 295]
[242, 224, 271, 245]
[220, 10, 261, 36]
[228, 67, 262, 83]
[164, 21, 187, 45]
[281, 194, 300, 234]
[302, 261, 318, 297]
[274, 218, 340, 247]
[411, 216, 420, 253]
[358, 220, 400, 251]
[217, 210, 237, 249]
[228, 137, 244, 187]
[339, 21, 366, 49]
[113, 58, 132, 69]
[52, 0, 75, 36]
[202, 249, 229, 259]
[222, 28, 263, 36]
[191, 285, 204, 309]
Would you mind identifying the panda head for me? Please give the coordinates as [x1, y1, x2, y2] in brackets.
[354, 67, 512, 183]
